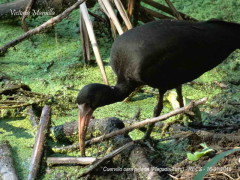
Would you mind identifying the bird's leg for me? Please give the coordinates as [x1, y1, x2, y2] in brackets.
[144, 89, 165, 139]
[176, 85, 184, 107]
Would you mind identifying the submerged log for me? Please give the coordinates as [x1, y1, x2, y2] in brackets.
[0, 141, 18, 180]
[28, 105, 51, 180]
[50, 117, 124, 143]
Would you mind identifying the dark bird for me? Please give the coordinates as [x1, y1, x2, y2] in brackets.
[77, 19, 240, 156]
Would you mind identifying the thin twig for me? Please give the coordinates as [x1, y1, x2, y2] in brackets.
[52, 98, 206, 153]
[85, 98, 207, 146]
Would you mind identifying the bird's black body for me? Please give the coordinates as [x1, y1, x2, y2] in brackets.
[110, 19, 239, 92]
[76, 19, 240, 156]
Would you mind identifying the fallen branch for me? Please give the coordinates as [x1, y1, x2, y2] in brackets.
[51, 98, 207, 153]
[0, 141, 18, 180]
[28, 105, 51, 180]
[0, 0, 87, 56]
[47, 157, 97, 166]
[86, 98, 207, 146]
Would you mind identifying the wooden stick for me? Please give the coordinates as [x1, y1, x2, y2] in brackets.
[114, 0, 133, 30]
[80, 12, 91, 63]
[98, 0, 109, 16]
[98, 0, 117, 38]
[110, 19, 118, 39]
[0, 0, 87, 56]
[28, 105, 51, 180]
[47, 157, 97, 166]
[164, 0, 183, 20]
[78, 141, 134, 177]
[127, 0, 134, 18]
[85, 98, 207, 146]
[0, 141, 18, 180]
[80, 2, 109, 85]
[100, 0, 124, 34]
[142, 0, 197, 21]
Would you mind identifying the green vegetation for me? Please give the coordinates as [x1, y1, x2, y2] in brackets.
[187, 143, 214, 161]
[0, 0, 240, 179]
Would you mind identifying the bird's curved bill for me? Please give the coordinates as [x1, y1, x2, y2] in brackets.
[78, 104, 93, 157]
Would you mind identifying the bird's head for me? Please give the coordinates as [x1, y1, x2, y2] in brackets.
[76, 83, 117, 156]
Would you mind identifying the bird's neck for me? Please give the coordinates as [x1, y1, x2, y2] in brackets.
[110, 83, 137, 103]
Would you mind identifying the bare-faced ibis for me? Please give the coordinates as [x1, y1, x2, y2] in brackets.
[77, 19, 240, 156]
